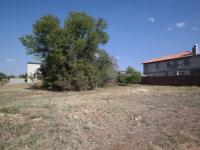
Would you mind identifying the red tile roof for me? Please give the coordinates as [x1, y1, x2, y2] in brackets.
[143, 51, 192, 64]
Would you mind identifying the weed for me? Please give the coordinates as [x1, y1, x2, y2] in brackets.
[26, 133, 42, 149]
[83, 125, 91, 131]
[0, 143, 3, 150]
[197, 128, 200, 140]
[0, 106, 19, 114]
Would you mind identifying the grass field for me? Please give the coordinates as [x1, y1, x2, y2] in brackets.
[0, 84, 200, 150]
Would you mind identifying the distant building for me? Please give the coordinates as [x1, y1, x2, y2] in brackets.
[27, 62, 41, 83]
[143, 44, 200, 76]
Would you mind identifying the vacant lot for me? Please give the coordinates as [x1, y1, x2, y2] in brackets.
[0, 84, 200, 150]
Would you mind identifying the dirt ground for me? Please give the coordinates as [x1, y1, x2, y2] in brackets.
[0, 84, 200, 150]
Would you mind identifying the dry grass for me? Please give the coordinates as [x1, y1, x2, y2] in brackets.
[0, 84, 200, 150]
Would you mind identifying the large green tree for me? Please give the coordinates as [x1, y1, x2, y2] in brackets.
[20, 12, 116, 90]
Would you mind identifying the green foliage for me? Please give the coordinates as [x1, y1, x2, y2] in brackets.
[0, 72, 7, 81]
[126, 66, 142, 84]
[116, 72, 127, 86]
[20, 12, 116, 91]
[0, 106, 19, 114]
[0, 72, 8, 86]
[117, 66, 141, 85]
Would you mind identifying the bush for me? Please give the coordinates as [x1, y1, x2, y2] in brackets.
[0, 72, 8, 86]
[0, 72, 7, 81]
[52, 80, 66, 91]
[0, 79, 9, 86]
[126, 67, 142, 84]
[0, 106, 19, 114]
[117, 67, 141, 85]
[71, 72, 89, 91]
[116, 72, 127, 86]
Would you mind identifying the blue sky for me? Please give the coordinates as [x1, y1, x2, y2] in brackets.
[0, 0, 200, 75]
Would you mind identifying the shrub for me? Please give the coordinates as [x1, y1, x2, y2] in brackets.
[71, 72, 89, 91]
[0, 72, 7, 81]
[0, 72, 8, 86]
[52, 80, 66, 91]
[126, 67, 142, 84]
[0, 106, 19, 114]
[116, 72, 128, 86]
[117, 67, 141, 85]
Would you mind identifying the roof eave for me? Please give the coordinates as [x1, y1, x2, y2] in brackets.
[27, 62, 42, 64]
[142, 55, 192, 64]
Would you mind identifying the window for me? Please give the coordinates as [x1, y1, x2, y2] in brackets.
[173, 61, 178, 68]
[178, 60, 182, 68]
[156, 63, 159, 69]
[144, 64, 148, 72]
[167, 62, 171, 68]
[184, 58, 190, 66]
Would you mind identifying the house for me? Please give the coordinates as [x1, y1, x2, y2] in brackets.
[143, 44, 200, 76]
[27, 62, 41, 83]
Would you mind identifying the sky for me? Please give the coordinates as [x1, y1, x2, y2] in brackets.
[0, 0, 200, 75]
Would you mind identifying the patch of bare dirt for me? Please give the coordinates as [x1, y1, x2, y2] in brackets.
[8, 114, 24, 125]
[0, 85, 200, 149]
[0, 113, 5, 123]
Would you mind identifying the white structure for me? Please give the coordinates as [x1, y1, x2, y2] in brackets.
[8, 78, 25, 85]
[27, 62, 41, 83]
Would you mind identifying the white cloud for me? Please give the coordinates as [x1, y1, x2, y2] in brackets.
[5, 58, 15, 63]
[115, 56, 120, 59]
[115, 56, 127, 60]
[176, 22, 186, 28]
[167, 27, 172, 31]
[148, 17, 155, 22]
[192, 27, 197, 31]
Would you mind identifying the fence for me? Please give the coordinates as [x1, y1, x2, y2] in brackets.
[141, 75, 200, 86]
